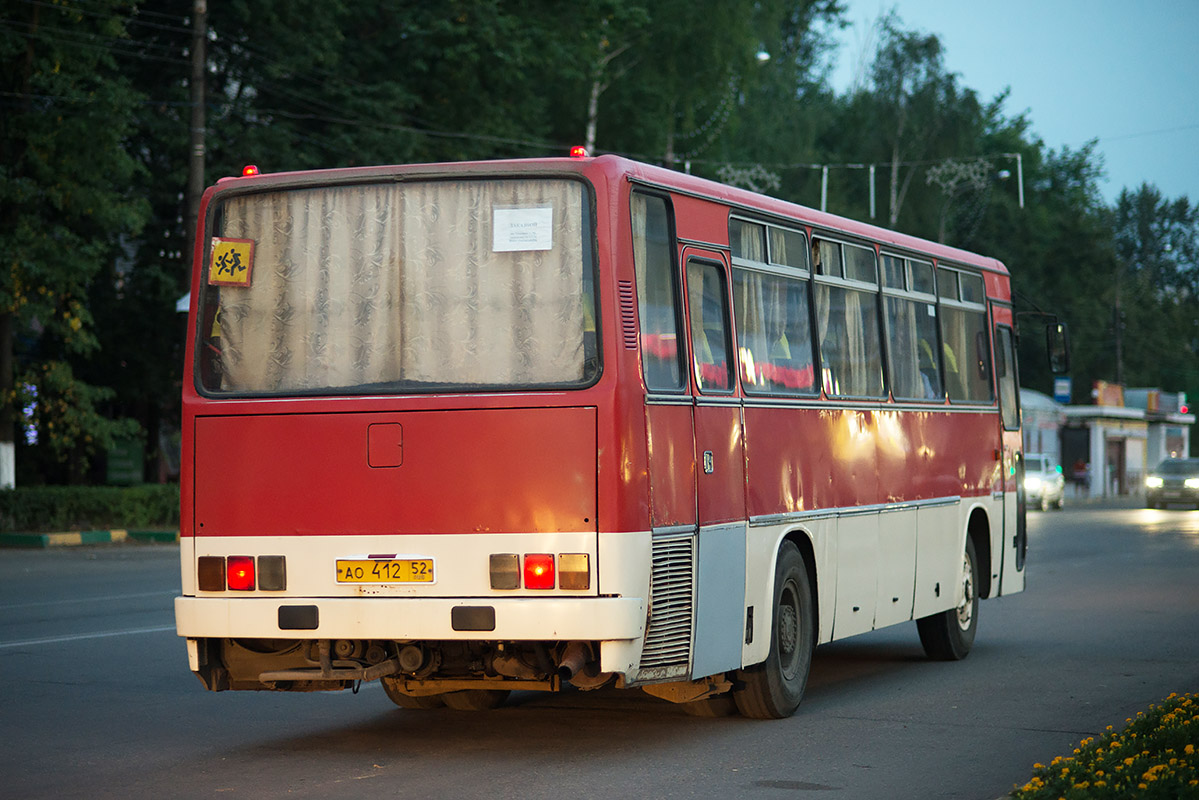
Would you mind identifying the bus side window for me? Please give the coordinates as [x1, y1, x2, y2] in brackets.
[883, 256, 941, 401]
[813, 240, 885, 399]
[941, 305, 993, 403]
[632, 193, 686, 392]
[688, 260, 733, 392]
[885, 295, 942, 400]
[733, 268, 816, 394]
[937, 266, 993, 404]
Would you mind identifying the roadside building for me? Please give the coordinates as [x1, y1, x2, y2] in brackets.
[1058, 382, 1194, 499]
[1126, 388, 1193, 464]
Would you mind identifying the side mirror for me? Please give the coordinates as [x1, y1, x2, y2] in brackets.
[1047, 322, 1070, 374]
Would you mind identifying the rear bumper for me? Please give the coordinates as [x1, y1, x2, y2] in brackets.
[175, 595, 646, 641]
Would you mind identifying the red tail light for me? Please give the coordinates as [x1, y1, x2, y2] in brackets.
[227, 556, 256, 591]
[523, 554, 555, 590]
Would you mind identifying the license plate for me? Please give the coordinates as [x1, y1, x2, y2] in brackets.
[336, 558, 434, 584]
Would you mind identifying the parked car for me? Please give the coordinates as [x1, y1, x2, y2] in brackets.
[1145, 458, 1199, 509]
[1024, 453, 1065, 511]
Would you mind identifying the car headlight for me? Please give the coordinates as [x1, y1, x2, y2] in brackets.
[1146, 476, 1164, 489]
[1024, 476, 1042, 491]
[1185, 478, 1199, 490]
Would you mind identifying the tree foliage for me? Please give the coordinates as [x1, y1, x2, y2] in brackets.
[1, 0, 149, 483]
[2, 0, 1197, 483]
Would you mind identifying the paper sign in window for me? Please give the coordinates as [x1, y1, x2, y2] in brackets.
[493, 207, 553, 252]
[209, 237, 256, 287]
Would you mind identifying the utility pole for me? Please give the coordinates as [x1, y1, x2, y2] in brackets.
[185, 0, 207, 273]
[1115, 269, 1125, 386]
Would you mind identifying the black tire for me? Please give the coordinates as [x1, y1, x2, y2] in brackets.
[733, 541, 814, 719]
[680, 693, 738, 717]
[916, 536, 979, 661]
[380, 676, 446, 710]
[441, 689, 510, 711]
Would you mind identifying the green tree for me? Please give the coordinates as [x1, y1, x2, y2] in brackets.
[706, 0, 844, 200]
[1112, 184, 1199, 399]
[0, 0, 148, 483]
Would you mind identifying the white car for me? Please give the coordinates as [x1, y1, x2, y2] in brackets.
[1025, 453, 1065, 511]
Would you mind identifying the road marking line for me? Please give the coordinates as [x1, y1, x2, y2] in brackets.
[0, 625, 176, 650]
[0, 590, 177, 611]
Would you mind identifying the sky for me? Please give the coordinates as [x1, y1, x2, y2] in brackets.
[827, 0, 1199, 206]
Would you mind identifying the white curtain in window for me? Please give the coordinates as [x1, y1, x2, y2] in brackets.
[215, 180, 585, 392]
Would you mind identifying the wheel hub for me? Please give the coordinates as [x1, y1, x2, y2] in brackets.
[778, 603, 798, 655]
[955, 555, 975, 631]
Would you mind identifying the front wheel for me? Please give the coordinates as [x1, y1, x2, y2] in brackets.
[733, 541, 814, 719]
[916, 536, 979, 661]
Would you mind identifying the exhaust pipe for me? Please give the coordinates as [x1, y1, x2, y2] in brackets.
[556, 641, 614, 689]
[556, 641, 589, 681]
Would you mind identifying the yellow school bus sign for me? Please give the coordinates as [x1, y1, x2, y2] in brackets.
[209, 237, 255, 287]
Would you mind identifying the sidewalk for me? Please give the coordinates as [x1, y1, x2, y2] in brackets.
[0, 529, 179, 548]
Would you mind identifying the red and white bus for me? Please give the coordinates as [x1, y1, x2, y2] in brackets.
[175, 152, 1060, 718]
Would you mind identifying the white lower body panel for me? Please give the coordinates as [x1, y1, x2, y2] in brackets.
[174, 595, 645, 641]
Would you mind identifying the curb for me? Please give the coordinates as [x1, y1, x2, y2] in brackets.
[0, 529, 180, 548]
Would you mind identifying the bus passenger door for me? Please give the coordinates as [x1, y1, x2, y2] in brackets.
[682, 251, 748, 679]
[683, 252, 745, 524]
[994, 322, 1025, 595]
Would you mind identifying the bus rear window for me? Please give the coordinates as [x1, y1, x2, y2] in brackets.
[198, 178, 597, 395]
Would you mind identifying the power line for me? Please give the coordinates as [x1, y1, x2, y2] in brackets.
[0, 20, 190, 65]
[1098, 123, 1199, 144]
[11, 0, 194, 36]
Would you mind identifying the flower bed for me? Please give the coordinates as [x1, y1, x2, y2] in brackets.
[1011, 692, 1199, 799]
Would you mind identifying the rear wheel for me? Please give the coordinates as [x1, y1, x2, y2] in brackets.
[916, 537, 979, 661]
[441, 689, 510, 711]
[733, 541, 814, 719]
[380, 676, 446, 710]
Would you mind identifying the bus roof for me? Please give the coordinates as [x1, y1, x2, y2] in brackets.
[602, 155, 1009, 276]
[211, 153, 1009, 276]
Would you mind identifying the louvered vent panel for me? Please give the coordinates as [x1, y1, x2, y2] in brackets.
[638, 531, 695, 670]
[618, 280, 638, 350]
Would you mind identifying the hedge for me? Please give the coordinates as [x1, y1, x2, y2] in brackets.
[0, 485, 180, 532]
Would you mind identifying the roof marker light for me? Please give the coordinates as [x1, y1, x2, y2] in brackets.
[241, 164, 260, 176]
[569, 146, 588, 159]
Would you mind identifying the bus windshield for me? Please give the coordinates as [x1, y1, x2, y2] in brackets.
[197, 177, 597, 395]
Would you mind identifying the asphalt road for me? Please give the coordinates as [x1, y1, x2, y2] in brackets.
[2, 504, 1198, 800]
